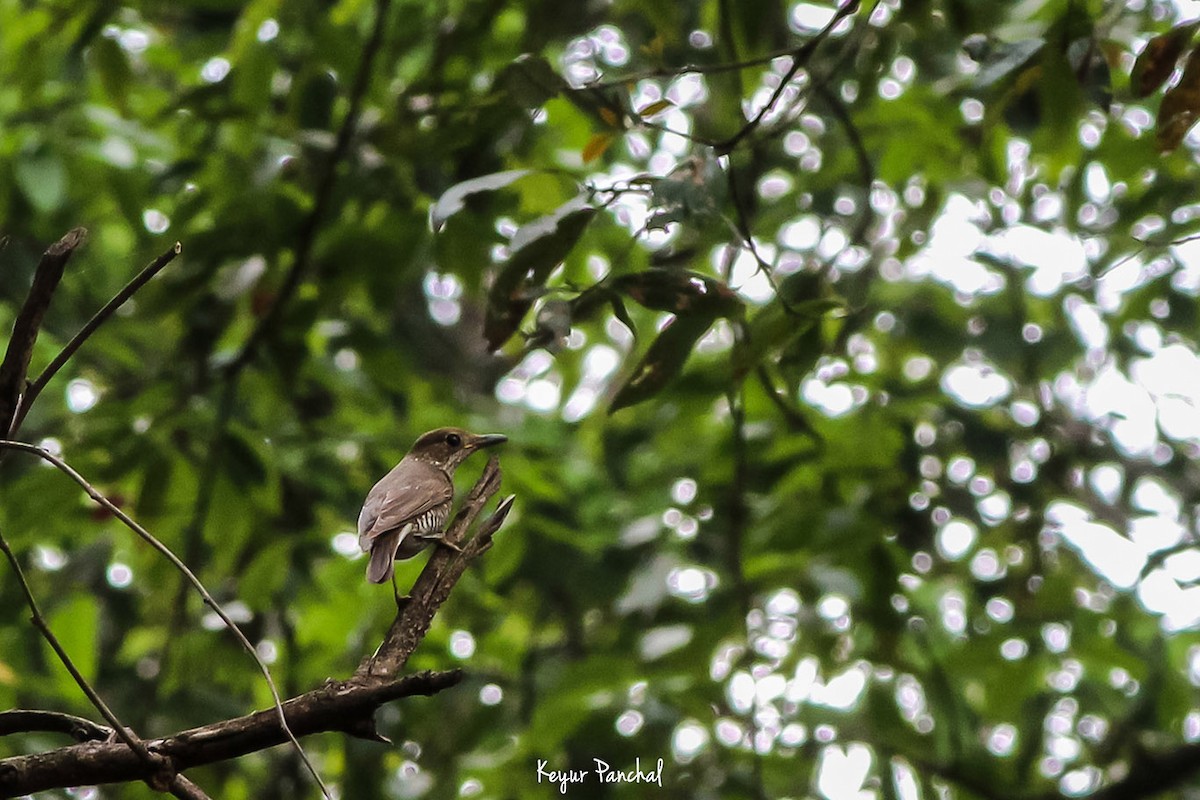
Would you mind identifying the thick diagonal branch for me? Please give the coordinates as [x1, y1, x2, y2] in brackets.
[360, 455, 515, 678]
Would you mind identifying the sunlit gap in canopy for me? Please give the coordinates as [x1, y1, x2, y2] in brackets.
[896, 153, 1200, 630]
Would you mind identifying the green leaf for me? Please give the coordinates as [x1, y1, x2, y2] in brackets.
[89, 36, 132, 111]
[496, 53, 568, 108]
[484, 197, 596, 350]
[221, 429, 268, 486]
[15, 152, 67, 213]
[295, 69, 338, 130]
[610, 312, 715, 412]
[970, 38, 1044, 90]
[609, 295, 637, 337]
[48, 594, 99, 692]
[430, 169, 533, 231]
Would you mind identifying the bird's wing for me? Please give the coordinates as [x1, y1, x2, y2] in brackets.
[357, 462, 452, 550]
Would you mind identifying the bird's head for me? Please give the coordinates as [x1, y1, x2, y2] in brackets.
[407, 427, 507, 472]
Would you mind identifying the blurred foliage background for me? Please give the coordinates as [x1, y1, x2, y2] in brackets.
[4, 0, 1200, 797]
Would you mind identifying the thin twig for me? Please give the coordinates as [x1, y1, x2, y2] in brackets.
[0, 709, 112, 742]
[0, 532, 161, 772]
[1098, 229, 1200, 278]
[10, 241, 182, 435]
[814, 81, 874, 245]
[0, 439, 325, 798]
[726, 386, 751, 616]
[636, 115, 716, 146]
[722, 164, 799, 315]
[169, 774, 213, 800]
[755, 365, 824, 442]
[587, 44, 822, 90]
[164, 375, 238, 671]
[714, 0, 860, 154]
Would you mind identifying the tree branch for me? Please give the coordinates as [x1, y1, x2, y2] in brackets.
[10, 241, 182, 436]
[167, 774, 213, 800]
[0, 439, 324, 796]
[814, 80, 874, 245]
[0, 530, 166, 780]
[0, 447, 514, 795]
[714, 0, 860, 155]
[0, 227, 87, 433]
[0, 710, 112, 742]
[0, 670, 462, 795]
[360, 454, 515, 678]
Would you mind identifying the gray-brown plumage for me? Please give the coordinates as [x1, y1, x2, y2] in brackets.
[358, 427, 507, 584]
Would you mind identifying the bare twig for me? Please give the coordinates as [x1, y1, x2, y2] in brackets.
[814, 81, 874, 245]
[0, 439, 324, 797]
[722, 164, 799, 314]
[0, 712, 212, 796]
[0, 710, 112, 742]
[10, 241, 182, 435]
[714, 0, 860, 155]
[168, 774, 213, 800]
[1098, 229, 1200, 278]
[0, 228, 87, 433]
[164, 376, 238, 669]
[0, 532, 163, 774]
[725, 386, 751, 616]
[726, 379, 765, 800]
[755, 365, 824, 441]
[588, 44, 821, 90]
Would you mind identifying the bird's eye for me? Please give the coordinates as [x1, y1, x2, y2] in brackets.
[445, 433, 462, 448]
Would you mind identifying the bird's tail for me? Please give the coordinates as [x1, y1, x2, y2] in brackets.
[366, 530, 401, 583]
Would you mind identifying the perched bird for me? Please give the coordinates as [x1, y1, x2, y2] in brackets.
[358, 427, 507, 587]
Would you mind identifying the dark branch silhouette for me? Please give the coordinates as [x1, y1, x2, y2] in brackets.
[0, 227, 86, 434]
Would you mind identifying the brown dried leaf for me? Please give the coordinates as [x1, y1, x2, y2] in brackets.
[1133, 22, 1200, 98]
[582, 132, 614, 164]
[1156, 45, 1200, 152]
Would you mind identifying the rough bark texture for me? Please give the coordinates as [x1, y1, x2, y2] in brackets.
[0, 456, 511, 796]
[0, 670, 460, 795]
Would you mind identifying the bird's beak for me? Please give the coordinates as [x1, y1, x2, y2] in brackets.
[472, 433, 508, 449]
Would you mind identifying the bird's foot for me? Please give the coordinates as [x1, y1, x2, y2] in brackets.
[419, 532, 464, 554]
[390, 573, 411, 610]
